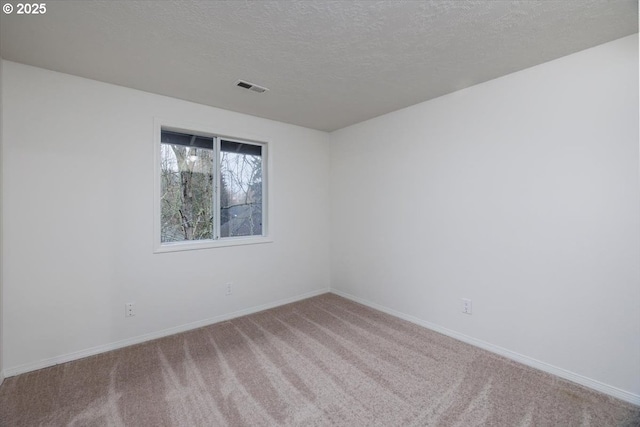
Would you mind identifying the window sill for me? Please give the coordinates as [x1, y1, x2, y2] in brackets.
[154, 236, 273, 253]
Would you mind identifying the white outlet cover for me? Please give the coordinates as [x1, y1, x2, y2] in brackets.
[125, 303, 136, 317]
[461, 298, 472, 314]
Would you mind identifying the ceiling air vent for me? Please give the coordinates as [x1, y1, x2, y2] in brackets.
[235, 80, 269, 93]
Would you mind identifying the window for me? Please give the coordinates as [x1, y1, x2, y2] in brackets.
[154, 122, 268, 252]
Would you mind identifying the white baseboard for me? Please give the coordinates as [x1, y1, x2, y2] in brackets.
[0, 371, 4, 386]
[4, 288, 329, 378]
[330, 288, 640, 406]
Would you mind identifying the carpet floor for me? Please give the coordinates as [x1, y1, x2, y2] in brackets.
[0, 293, 638, 426]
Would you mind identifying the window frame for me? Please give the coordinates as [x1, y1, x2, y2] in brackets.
[153, 118, 271, 253]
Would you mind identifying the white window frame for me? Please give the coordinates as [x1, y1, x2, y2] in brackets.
[153, 118, 271, 253]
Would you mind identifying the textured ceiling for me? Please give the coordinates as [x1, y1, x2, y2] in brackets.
[1, 1, 637, 131]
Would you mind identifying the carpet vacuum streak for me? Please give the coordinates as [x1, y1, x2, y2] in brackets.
[1, 293, 638, 426]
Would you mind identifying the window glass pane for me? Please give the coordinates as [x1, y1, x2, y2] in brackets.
[160, 136, 214, 242]
[220, 141, 262, 237]
[161, 130, 214, 150]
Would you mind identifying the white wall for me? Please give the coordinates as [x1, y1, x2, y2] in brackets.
[330, 35, 639, 400]
[0, 56, 4, 384]
[1, 61, 331, 373]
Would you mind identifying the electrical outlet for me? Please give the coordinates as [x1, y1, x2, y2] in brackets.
[461, 298, 472, 315]
[125, 302, 136, 317]
[225, 283, 233, 296]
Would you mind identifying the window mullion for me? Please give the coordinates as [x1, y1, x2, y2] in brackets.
[213, 136, 221, 240]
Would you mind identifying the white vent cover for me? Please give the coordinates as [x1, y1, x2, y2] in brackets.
[235, 80, 269, 93]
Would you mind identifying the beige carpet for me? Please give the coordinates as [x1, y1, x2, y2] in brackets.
[1, 293, 638, 426]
